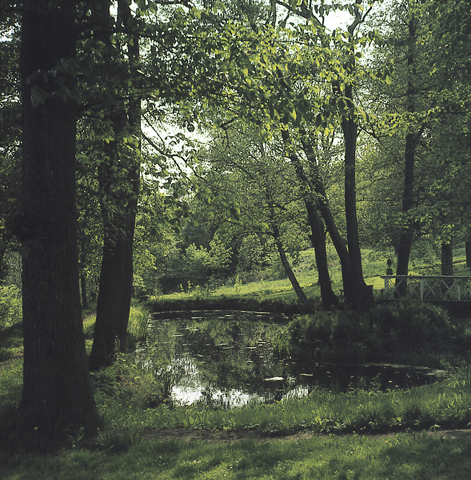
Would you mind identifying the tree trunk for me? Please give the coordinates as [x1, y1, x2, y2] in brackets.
[18, 0, 99, 442]
[305, 201, 339, 309]
[89, 0, 140, 370]
[272, 226, 313, 313]
[466, 239, 471, 268]
[299, 132, 355, 302]
[441, 241, 453, 276]
[396, 131, 417, 280]
[88, 116, 139, 370]
[396, 16, 419, 294]
[340, 85, 372, 310]
[280, 129, 338, 309]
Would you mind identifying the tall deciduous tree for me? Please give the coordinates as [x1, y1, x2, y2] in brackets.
[206, 125, 314, 311]
[17, 0, 98, 440]
[88, 0, 141, 370]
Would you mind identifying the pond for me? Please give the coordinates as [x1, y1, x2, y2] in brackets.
[136, 310, 445, 409]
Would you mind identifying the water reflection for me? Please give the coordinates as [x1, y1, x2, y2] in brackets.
[137, 310, 444, 409]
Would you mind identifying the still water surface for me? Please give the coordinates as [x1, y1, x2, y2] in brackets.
[137, 310, 444, 409]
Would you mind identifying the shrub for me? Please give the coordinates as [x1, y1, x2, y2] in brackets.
[275, 299, 465, 366]
[91, 352, 163, 410]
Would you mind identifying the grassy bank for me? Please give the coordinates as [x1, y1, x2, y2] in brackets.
[2, 345, 471, 479]
[149, 246, 470, 314]
[2, 311, 471, 478]
[1, 247, 471, 478]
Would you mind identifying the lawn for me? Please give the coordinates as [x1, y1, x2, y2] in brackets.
[1, 246, 471, 478]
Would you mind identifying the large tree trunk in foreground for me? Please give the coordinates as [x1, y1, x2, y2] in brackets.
[18, 0, 99, 442]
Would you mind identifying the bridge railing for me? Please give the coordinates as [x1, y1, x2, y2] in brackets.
[380, 275, 471, 302]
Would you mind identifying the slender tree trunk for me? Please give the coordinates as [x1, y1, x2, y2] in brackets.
[299, 132, 355, 302]
[340, 85, 372, 310]
[396, 132, 417, 279]
[305, 201, 339, 309]
[466, 239, 471, 268]
[18, 0, 98, 441]
[89, 119, 139, 370]
[89, 0, 140, 370]
[441, 241, 453, 276]
[280, 129, 338, 309]
[272, 225, 313, 313]
[396, 16, 419, 292]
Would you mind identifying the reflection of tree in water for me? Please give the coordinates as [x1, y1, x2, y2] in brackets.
[142, 312, 288, 405]
[138, 311, 441, 409]
[180, 317, 285, 393]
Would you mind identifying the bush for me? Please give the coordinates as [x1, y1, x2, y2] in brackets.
[0, 284, 22, 329]
[274, 299, 465, 366]
[91, 353, 163, 410]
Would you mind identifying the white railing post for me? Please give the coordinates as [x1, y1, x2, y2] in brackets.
[420, 278, 424, 301]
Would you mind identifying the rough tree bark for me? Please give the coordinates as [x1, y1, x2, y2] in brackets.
[17, 0, 99, 441]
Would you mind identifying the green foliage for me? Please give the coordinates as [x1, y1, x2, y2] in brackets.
[91, 352, 163, 414]
[237, 234, 265, 273]
[127, 304, 149, 350]
[275, 299, 469, 366]
[0, 283, 21, 329]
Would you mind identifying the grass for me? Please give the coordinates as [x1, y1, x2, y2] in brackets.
[0, 430, 471, 479]
[92, 368, 471, 435]
[149, 246, 420, 313]
[273, 298, 471, 367]
[1, 247, 471, 478]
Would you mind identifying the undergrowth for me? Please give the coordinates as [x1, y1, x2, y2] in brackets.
[273, 298, 471, 367]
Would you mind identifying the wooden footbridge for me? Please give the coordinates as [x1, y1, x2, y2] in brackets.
[380, 275, 471, 303]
